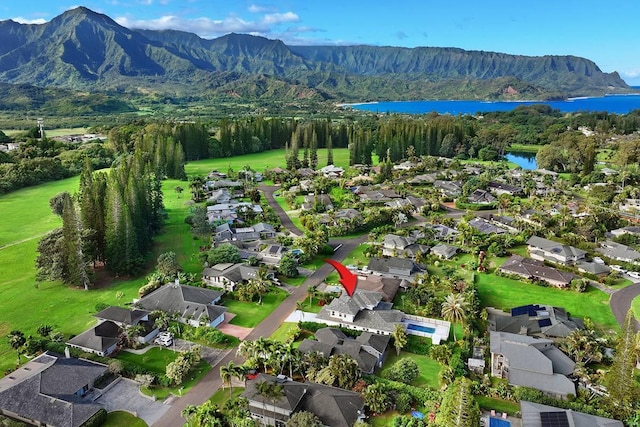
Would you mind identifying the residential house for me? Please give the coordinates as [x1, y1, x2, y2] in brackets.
[576, 261, 611, 277]
[94, 306, 158, 344]
[468, 217, 510, 235]
[488, 305, 584, 338]
[366, 257, 423, 279]
[315, 291, 405, 335]
[206, 179, 243, 190]
[610, 226, 640, 238]
[213, 222, 276, 243]
[434, 180, 462, 198]
[259, 244, 290, 266]
[407, 173, 438, 185]
[596, 240, 640, 264]
[527, 236, 586, 265]
[619, 198, 640, 214]
[423, 224, 459, 242]
[430, 243, 458, 260]
[66, 320, 122, 357]
[499, 255, 576, 288]
[490, 331, 576, 399]
[206, 188, 234, 205]
[242, 373, 365, 427]
[355, 275, 406, 302]
[202, 263, 264, 291]
[207, 202, 263, 223]
[298, 328, 390, 373]
[519, 401, 622, 427]
[319, 164, 344, 178]
[296, 168, 317, 179]
[382, 234, 430, 259]
[467, 189, 497, 205]
[393, 160, 418, 171]
[301, 194, 333, 211]
[136, 282, 227, 328]
[358, 189, 402, 204]
[488, 214, 519, 233]
[488, 181, 524, 196]
[0, 352, 107, 427]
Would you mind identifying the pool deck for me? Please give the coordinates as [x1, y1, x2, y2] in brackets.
[482, 411, 522, 427]
[402, 314, 451, 344]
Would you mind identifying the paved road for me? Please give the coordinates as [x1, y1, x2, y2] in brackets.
[153, 236, 366, 426]
[259, 185, 303, 236]
[609, 282, 640, 331]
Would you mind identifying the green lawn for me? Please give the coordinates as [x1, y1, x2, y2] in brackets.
[142, 360, 212, 400]
[632, 295, 640, 320]
[476, 273, 618, 329]
[184, 148, 350, 177]
[381, 351, 441, 390]
[223, 287, 289, 327]
[269, 322, 299, 342]
[103, 411, 148, 427]
[475, 395, 520, 415]
[209, 386, 244, 406]
[274, 194, 305, 232]
[117, 347, 178, 374]
[0, 176, 200, 374]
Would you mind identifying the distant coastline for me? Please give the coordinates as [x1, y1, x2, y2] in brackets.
[344, 94, 640, 115]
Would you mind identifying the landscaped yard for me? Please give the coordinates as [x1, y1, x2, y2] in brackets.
[223, 287, 289, 328]
[117, 348, 178, 374]
[184, 148, 350, 177]
[0, 176, 198, 373]
[475, 395, 520, 415]
[142, 360, 212, 400]
[103, 410, 148, 427]
[269, 322, 299, 343]
[476, 272, 619, 329]
[381, 350, 442, 390]
[209, 386, 244, 406]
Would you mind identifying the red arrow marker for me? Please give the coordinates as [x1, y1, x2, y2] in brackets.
[324, 259, 358, 296]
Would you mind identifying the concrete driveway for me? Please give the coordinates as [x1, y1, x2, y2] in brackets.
[96, 378, 171, 425]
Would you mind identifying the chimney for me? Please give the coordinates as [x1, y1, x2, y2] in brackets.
[64, 346, 70, 358]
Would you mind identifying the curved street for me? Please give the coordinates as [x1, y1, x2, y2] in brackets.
[153, 186, 366, 426]
[609, 282, 640, 331]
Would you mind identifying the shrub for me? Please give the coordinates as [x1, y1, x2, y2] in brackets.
[80, 408, 107, 427]
[382, 359, 420, 384]
[94, 302, 109, 312]
[395, 391, 413, 413]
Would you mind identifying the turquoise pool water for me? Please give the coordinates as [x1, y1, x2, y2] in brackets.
[406, 323, 436, 334]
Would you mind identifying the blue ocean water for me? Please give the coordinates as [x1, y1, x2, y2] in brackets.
[347, 92, 640, 115]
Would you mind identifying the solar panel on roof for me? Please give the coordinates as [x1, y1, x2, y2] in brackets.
[511, 305, 531, 316]
[540, 411, 570, 427]
[538, 318, 552, 327]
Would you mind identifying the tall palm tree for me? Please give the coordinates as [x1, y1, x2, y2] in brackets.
[296, 301, 305, 320]
[391, 324, 408, 356]
[307, 285, 317, 308]
[249, 266, 272, 305]
[220, 361, 240, 398]
[441, 293, 469, 341]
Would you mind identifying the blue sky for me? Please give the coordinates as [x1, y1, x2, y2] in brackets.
[2, 0, 640, 85]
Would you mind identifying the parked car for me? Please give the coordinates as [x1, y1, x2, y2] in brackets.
[154, 332, 173, 347]
[627, 271, 640, 280]
[611, 265, 627, 273]
[593, 257, 605, 265]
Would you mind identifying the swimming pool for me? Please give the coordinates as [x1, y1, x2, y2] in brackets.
[406, 323, 436, 334]
[490, 417, 511, 427]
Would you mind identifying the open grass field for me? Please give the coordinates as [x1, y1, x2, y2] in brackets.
[184, 148, 350, 177]
[476, 273, 619, 329]
[3, 128, 89, 138]
[103, 411, 148, 427]
[0, 175, 197, 374]
[475, 395, 520, 415]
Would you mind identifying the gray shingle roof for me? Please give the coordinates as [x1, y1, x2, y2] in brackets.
[242, 374, 364, 427]
[499, 255, 576, 286]
[136, 283, 226, 323]
[0, 352, 107, 427]
[490, 331, 575, 397]
[94, 306, 150, 325]
[67, 320, 122, 354]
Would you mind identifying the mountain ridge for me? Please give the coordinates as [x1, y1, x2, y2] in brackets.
[0, 6, 631, 103]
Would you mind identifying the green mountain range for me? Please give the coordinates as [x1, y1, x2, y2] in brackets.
[0, 6, 632, 104]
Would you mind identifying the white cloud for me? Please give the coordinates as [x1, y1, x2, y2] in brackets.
[262, 12, 299, 25]
[115, 14, 270, 37]
[285, 25, 324, 34]
[248, 4, 276, 14]
[621, 70, 640, 79]
[11, 17, 47, 24]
